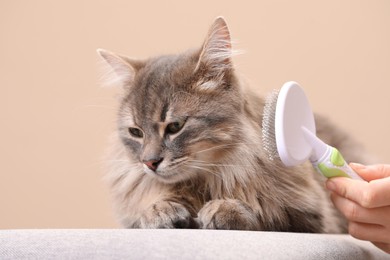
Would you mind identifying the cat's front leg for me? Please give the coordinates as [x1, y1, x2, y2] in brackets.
[136, 200, 198, 229]
[197, 199, 260, 230]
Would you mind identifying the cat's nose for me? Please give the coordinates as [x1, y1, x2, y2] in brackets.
[143, 158, 163, 172]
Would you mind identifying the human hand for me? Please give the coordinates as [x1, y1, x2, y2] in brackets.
[326, 163, 390, 254]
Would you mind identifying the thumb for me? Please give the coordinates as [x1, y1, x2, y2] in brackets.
[350, 163, 390, 181]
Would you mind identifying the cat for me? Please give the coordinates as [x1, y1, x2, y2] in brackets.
[98, 17, 366, 232]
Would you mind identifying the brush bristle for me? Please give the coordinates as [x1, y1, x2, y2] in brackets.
[262, 90, 280, 161]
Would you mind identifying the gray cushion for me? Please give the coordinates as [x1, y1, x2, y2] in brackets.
[0, 229, 389, 259]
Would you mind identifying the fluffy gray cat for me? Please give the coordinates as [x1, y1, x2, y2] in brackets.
[98, 17, 366, 232]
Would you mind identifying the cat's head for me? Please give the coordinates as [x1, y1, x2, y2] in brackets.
[98, 17, 246, 183]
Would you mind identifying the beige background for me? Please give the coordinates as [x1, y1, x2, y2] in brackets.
[1, 1, 389, 229]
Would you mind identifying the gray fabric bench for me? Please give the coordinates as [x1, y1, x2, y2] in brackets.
[1, 229, 389, 259]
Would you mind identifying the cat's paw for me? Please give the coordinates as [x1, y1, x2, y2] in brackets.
[197, 199, 260, 230]
[139, 200, 198, 229]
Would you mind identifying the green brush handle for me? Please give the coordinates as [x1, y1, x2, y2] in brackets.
[314, 147, 363, 180]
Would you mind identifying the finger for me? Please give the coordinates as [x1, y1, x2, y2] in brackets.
[331, 193, 390, 225]
[326, 177, 390, 208]
[350, 163, 390, 181]
[348, 221, 390, 244]
[372, 242, 390, 254]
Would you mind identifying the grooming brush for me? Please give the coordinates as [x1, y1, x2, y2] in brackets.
[262, 81, 362, 180]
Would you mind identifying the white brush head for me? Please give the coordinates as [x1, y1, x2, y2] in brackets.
[274, 81, 316, 166]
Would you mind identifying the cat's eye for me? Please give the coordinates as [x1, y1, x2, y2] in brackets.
[128, 127, 144, 138]
[166, 119, 186, 135]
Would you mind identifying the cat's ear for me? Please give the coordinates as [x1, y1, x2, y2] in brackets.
[195, 17, 233, 79]
[97, 49, 143, 87]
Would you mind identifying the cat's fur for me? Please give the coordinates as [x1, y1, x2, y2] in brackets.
[98, 17, 366, 232]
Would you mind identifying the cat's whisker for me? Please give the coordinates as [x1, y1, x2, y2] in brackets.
[87, 159, 141, 170]
[182, 162, 223, 180]
[188, 165, 223, 180]
[104, 159, 136, 163]
[187, 160, 252, 167]
[191, 141, 261, 156]
[190, 143, 239, 155]
[85, 160, 126, 167]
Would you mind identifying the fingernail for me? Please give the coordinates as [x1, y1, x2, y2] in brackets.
[349, 163, 366, 170]
[326, 180, 336, 191]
